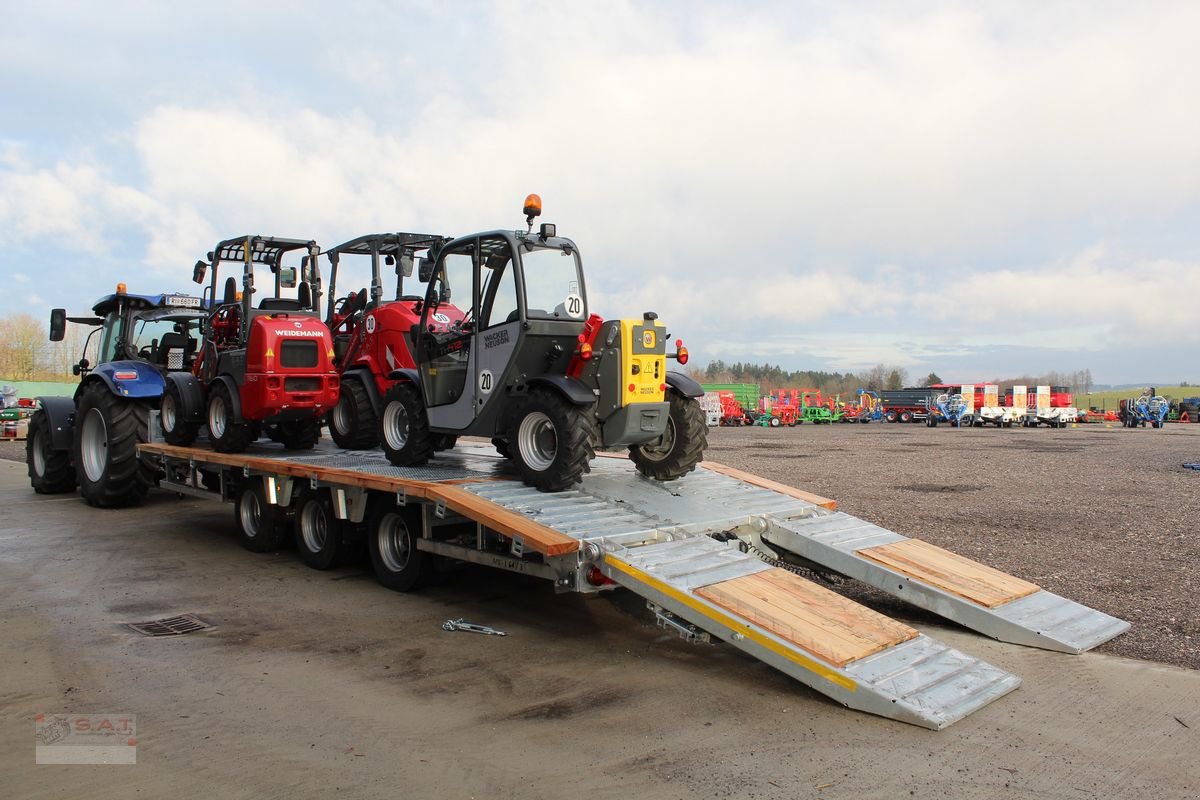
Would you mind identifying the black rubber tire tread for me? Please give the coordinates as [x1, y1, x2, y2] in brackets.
[293, 489, 343, 570]
[433, 434, 458, 452]
[508, 388, 595, 492]
[208, 381, 256, 453]
[73, 382, 155, 507]
[328, 378, 378, 450]
[379, 382, 433, 467]
[276, 417, 321, 450]
[492, 437, 512, 459]
[367, 498, 432, 592]
[26, 408, 76, 494]
[234, 481, 289, 553]
[161, 379, 199, 446]
[630, 392, 708, 482]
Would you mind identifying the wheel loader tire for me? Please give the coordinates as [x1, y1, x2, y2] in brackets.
[160, 380, 200, 446]
[368, 499, 432, 592]
[73, 383, 155, 507]
[630, 392, 708, 482]
[379, 383, 433, 467]
[27, 408, 76, 494]
[328, 378, 378, 450]
[491, 437, 512, 459]
[433, 434, 458, 452]
[207, 382, 256, 453]
[294, 489, 343, 570]
[508, 388, 595, 492]
[234, 481, 288, 553]
[276, 417, 321, 450]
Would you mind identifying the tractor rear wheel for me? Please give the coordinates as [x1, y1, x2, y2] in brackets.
[294, 489, 343, 570]
[160, 380, 199, 446]
[379, 383, 433, 467]
[368, 499, 432, 592]
[508, 388, 595, 492]
[207, 382, 256, 453]
[328, 378, 378, 450]
[275, 418, 321, 450]
[630, 392, 707, 482]
[26, 408, 76, 494]
[234, 481, 288, 553]
[73, 382, 155, 507]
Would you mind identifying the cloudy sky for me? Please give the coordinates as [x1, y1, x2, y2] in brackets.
[2, 1, 1197, 384]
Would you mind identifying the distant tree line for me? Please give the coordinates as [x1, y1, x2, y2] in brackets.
[0, 313, 91, 382]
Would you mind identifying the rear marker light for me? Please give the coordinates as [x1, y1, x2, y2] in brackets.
[585, 566, 614, 587]
[114, 371, 138, 380]
[628, 383, 636, 393]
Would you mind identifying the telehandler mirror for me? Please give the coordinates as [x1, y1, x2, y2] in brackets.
[49, 308, 66, 342]
[418, 257, 434, 283]
[397, 254, 414, 278]
[193, 260, 207, 284]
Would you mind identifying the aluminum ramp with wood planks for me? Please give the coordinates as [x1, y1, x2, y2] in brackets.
[751, 510, 1130, 653]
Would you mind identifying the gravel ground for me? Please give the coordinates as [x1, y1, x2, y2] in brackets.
[3, 421, 1198, 669]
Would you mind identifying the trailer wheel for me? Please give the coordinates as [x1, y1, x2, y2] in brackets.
[630, 392, 707, 482]
[208, 382, 256, 453]
[26, 408, 76, 494]
[368, 500, 431, 591]
[275, 418, 321, 450]
[328, 378, 378, 450]
[294, 489, 343, 570]
[509, 388, 595, 492]
[380, 383, 433, 467]
[160, 380, 200, 446]
[73, 382, 155, 507]
[234, 481, 288, 553]
[900, 411, 913, 423]
[885, 411, 897, 423]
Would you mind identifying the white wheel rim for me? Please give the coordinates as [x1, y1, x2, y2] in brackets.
[31, 428, 46, 476]
[331, 393, 350, 435]
[239, 491, 261, 539]
[300, 500, 328, 553]
[80, 407, 108, 483]
[377, 512, 410, 572]
[517, 411, 556, 471]
[638, 415, 677, 462]
[209, 394, 227, 439]
[382, 400, 409, 450]
[161, 393, 177, 433]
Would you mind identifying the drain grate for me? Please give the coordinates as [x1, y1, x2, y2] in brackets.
[126, 614, 213, 637]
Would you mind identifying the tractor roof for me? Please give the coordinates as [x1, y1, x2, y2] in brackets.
[326, 232, 446, 259]
[210, 236, 318, 270]
[90, 292, 206, 316]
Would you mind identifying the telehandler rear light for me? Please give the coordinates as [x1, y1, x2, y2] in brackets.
[675, 339, 689, 365]
[579, 342, 593, 360]
[628, 383, 636, 393]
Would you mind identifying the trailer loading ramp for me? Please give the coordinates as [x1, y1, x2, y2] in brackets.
[140, 441, 1125, 728]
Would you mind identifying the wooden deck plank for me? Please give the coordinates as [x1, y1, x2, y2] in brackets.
[856, 539, 1039, 608]
[696, 568, 917, 667]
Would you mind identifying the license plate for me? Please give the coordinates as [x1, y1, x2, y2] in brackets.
[167, 296, 202, 308]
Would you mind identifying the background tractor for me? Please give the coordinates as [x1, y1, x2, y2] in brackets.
[160, 236, 339, 453]
[377, 195, 708, 491]
[27, 286, 206, 506]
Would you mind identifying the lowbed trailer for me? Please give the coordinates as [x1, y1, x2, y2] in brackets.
[138, 439, 1128, 730]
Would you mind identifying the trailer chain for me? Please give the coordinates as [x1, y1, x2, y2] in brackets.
[709, 532, 846, 586]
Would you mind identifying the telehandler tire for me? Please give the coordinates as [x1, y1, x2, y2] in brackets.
[630, 392, 708, 482]
[379, 383, 433, 467]
[508, 388, 595, 492]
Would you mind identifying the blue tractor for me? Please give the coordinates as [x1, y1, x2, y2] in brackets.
[26, 285, 206, 506]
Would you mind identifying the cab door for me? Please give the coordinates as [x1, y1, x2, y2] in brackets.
[418, 240, 477, 429]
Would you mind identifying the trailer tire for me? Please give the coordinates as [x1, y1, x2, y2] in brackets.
[368, 500, 431, 592]
[234, 481, 289, 553]
[509, 388, 595, 492]
[275, 417, 321, 450]
[630, 392, 707, 482]
[885, 411, 897, 423]
[27, 409, 76, 494]
[161, 380, 200, 446]
[328, 378, 377, 450]
[208, 382, 257, 453]
[900, 411, 913, 423]
[294, 489, 343, 570]
[73, 383, 155, 507]
[379, 383, 433, 467]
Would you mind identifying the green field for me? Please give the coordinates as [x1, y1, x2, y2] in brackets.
[1076, 386, 1197, 411]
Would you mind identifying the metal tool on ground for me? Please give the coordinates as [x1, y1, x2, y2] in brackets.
[442, 619, 508, 636]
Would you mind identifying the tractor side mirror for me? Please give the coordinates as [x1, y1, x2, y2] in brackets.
[193, 260, 207, 284]
[49, 308, 66, 342]
[397, 254, 414, 278]
[418, 257, 434, 283]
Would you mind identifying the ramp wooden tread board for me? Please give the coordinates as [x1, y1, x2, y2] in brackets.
[695, 568, 918, 667]
[855, 539, 1039, 608]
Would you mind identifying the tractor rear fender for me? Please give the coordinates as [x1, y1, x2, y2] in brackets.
[211, 375, 245, 423]
[85, 361, 166, 400]
[35, 396, 77, 451]
[665, 371, 704, 398]
[344, 366, 383, 413]
[526, 375, 597, 406]
[385, 368, 421, 388]
[165, 372, 206, 422]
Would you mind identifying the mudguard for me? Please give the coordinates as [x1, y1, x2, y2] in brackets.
[35, 396, 77, 451]
[345, 367, 383, 413]
[527, 375, 597, 406]
[87, 361, 166, 400]
[165, 372, 206, 422]
[665, 371, 704, 398]
[385, 368, 421, 388]
[211, 375, 245, 423]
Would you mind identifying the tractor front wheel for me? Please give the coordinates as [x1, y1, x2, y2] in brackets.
[509, 388, 595, 492]
[630, 392, 708, 482]
[73, 382, 155, 507]
[26, 408, 76, 494]
[328, 378, 378, 449]
[207, 382, 256, 453]
[160, 380, 199, 446]
[379, 383, 433, 467]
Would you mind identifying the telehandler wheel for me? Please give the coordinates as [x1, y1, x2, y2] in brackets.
[380, 383, 434, 467]
[275, 417, 321, 450]
[328, 378, 378, 450]
[491, 437, 512, 459]
[234, 481, 289, 553]
[26, 408, 76, 494]
[432, 434, 458, 452]
[207, 382, 256, 453]
[73, 382, 155, 507]
[294, 489, 343, 570]
[368, 499, 431, 591]
[508, 388, 595, 492]
[160, 380, 199, 446]
[630, 391, 708, 482]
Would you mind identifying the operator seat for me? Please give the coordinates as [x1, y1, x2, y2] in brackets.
[156, 331, 190, 370]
